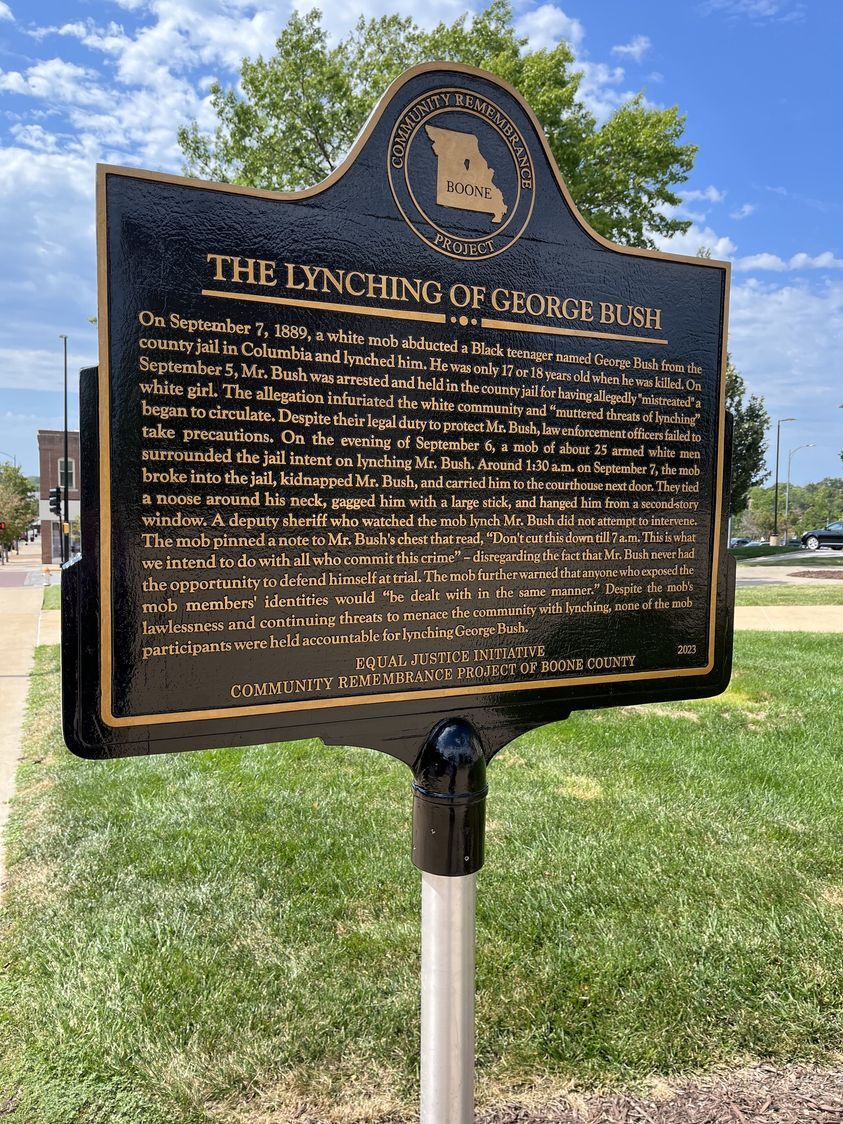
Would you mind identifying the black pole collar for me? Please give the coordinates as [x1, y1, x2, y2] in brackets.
[411, 718, 487, 877]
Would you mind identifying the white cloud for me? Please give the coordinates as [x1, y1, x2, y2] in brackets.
[0, 2, 13, 21]
[30, 4, 291, 91]
[611, 35, 651, 62]
[655, 224, 736, 259]
[0, 344, 94, 394]
[13, 6, 277, 170]
[730, 202, 754, 220]
[55, 19, 130, 57]
[0, 0, 300, 435]
[735, 251, 843, 272]
[728, 279, 843, 436]
[788, 251, 843, 270]
[515, 4, 585, 50]
[9, 123, 63, 152]
[735, 252, 786, 271]
[577, 60, 644, 119]
[0, 144, 98, 395]
[0, 58, 113, 108]
[682, 185, 726, 204]
[702, 0, 806, 22]
[511, 5, 650, 119]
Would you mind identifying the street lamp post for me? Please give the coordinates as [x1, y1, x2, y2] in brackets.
[59, 334, 69, 564]
[784, 443, 814, 543]
[772, 417, 796, 545]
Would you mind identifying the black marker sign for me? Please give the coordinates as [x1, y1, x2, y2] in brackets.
[63, 62, 734, 763]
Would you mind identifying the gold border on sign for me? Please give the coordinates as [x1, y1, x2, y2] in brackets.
[95, 61, 731, 729]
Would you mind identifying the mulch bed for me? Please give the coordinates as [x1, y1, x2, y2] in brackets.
[476, 1065, 843, 1123]
[788, 570, 843, 581]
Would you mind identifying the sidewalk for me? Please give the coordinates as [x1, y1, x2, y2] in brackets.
[734, 606, 843, 632]
[0, 540, 46, 887]
[0, 537, 49, 588]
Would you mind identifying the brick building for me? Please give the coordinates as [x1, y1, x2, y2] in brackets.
[37, 429, 81, 564]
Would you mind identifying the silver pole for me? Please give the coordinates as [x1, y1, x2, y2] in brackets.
[420, 871, 476, 1124]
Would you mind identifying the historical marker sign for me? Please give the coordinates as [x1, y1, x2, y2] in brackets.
[63, 62, 734, 763]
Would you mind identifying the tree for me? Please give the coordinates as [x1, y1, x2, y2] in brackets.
[178, 2, 697, 249]
[725, 357, 770, 519]
[795, 478, 843, 535]
[0, 462, 36, 547]
[738, 477, 843, 539]
[738, 485, 774, 539]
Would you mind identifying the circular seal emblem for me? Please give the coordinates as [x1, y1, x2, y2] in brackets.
[388, 87, 535, 261]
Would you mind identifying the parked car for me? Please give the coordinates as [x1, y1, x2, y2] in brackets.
[730, 537, 751, 547]
[801, 520, 843, 551]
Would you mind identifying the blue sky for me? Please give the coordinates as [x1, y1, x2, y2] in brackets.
[1, 0, 841, 484]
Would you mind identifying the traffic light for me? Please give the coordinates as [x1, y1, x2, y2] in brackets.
[49, 486, 62, 517]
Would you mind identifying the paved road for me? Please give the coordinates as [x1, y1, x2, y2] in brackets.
[741, 548, 843, 565]
[735, 563, 843, 588]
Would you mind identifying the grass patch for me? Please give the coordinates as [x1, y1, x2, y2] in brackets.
[41, 584, 60, 611]
[741, 555, 843, 568]
[2, 638, 843, 1122]
[735, 584, 843, 606]
[729, 545, 798, 560]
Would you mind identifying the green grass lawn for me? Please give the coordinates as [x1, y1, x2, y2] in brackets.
[729, 545, 798, 561]
[2, 638, 843, 1123]
[735, 583, 843, 606]
[737, 555, 843, 568]
[41, 584, 60, 611]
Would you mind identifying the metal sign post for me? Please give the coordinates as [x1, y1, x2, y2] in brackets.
[420, 872, 476, 1124]
[413, 719, 487, 1124]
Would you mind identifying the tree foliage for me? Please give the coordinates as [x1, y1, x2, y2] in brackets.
[178, 2, 697, 248]
[737, 478, 843, 540]
[0, 462, 36, 546]
[725, 357, 771, 519]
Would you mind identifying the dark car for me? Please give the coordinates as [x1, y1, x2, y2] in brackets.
[801, 520, 843, 551]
